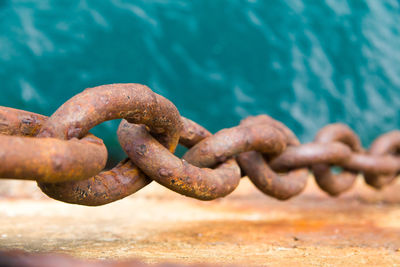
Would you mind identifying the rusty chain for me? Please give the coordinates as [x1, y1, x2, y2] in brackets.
[0, 83, 399, 206]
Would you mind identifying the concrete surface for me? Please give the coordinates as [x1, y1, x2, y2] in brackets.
[0, 176, 399, 266]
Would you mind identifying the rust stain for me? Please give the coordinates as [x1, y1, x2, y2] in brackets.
[1, 178, 399, 266]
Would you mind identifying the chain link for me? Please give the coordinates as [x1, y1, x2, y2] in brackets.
[0, 83, 399, 205]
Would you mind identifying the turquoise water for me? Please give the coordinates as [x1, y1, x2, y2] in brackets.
[1, 0, 399, 161]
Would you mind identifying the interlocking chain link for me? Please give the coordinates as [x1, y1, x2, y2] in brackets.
[1, 83, 399, 205]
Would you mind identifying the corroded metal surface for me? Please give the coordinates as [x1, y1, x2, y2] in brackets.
[37, 83, 182, 206]
[312, 124, 362, 196]
[183, 123, 286, 168]
[0, 134, 107, 183]
[236, 116, 308, 200]
[0, 107, 107, 183]
[238, 151, 309, 200]
[363, 131, 400, 188]
[269, 142, 352, 171]
[118, 122, 241, 200]
[0, 83, 399, 205]
[179, 117, 212, 148]
[0, 107, 47, 137]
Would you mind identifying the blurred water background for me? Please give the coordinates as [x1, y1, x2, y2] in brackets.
[0, 0, 399, 162]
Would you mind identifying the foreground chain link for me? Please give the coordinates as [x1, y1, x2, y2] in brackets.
[0, 83, 399, 205]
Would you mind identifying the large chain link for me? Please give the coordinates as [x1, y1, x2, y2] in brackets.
[1, 83, 399, 206]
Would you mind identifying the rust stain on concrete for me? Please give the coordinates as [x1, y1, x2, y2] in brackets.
[0, 177, 399, 266]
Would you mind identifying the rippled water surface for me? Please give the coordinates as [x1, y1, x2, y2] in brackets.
[1, 0, 399, 160]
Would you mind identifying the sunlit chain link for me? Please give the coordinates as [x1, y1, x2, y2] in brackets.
[0, 83, 399, 206]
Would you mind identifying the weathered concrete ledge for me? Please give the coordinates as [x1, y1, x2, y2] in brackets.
[0, 177, 399, 266]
